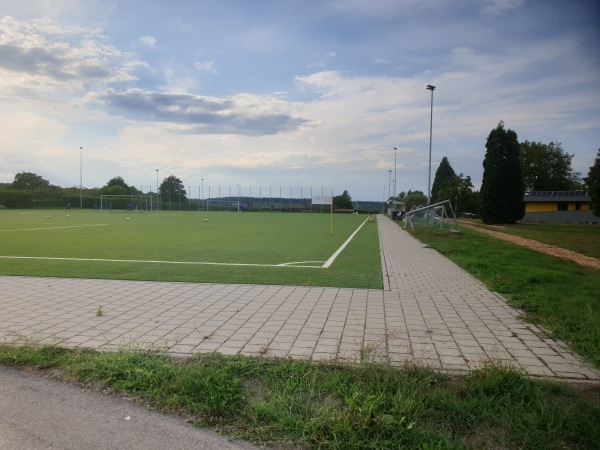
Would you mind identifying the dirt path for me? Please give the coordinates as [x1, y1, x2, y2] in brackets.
[458, 222, 600, 270]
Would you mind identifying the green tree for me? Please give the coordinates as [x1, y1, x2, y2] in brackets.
[436, 173, 474, 216]
[431, 157, 456, 203]
[159, 175, 187, 204]
[12, 172, 50, 191]
[520, 141, 582, 191]
[333, 190, 353, 209]
[584, 149, 600, 216]
[11, 172, 63, 202]
[480, 121, 525, 224]
[100, 176, 142, 195]
[398, 190, 427, 211]
[106, 176, 128, 189]
[460, 190, 480, 216]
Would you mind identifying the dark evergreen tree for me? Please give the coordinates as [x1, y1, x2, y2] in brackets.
[333, 190, 353, 209]
[584, 149, 600, 217]
[480, 121, 525, 224]
[431, 156, 456, 203]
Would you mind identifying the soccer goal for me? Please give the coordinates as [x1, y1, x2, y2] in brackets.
[100, 195, 153, 212]
[402, 200, 460, 233]
[206, 199, 241, 212]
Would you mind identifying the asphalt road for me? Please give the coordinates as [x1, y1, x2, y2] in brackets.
[0, 365, 260, 449]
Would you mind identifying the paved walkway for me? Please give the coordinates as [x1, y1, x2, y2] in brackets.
[1, 215, 598, 381]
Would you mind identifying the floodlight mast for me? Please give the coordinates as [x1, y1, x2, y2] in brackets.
[79, 147, 83, 209]
[388, 170, 391, 205]
[393, 146, 397, 201]
[426, 84, 436, 205]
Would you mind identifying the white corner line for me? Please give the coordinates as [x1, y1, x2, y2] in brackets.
[322, 218, 368, 268]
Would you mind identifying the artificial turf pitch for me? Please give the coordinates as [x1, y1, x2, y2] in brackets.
[0, 209, 382, 288]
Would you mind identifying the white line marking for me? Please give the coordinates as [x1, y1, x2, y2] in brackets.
[0, 255, 324, 269]
[278, 260, 325, 267]
[0, 224, 108, 232]
[322, 218, 368, 268]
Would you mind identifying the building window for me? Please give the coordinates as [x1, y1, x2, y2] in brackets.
[575, 203, 581, 210]
[558, 203, 568, 211]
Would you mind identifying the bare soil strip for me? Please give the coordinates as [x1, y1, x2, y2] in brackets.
[458, 222, 600, 270]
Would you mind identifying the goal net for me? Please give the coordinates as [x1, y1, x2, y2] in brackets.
[100, 195, 153, 212]
[206, 200, 243, 212]
[402, 200, 460, 233]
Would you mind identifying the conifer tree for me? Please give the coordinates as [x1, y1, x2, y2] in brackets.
[431, 156, 456, 204]
[480, 121, 525, 224]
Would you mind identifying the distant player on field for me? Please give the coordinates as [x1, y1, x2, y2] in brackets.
[66, 201, 71, 212]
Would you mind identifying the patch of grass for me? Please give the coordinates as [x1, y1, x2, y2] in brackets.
[0, 210, 381, 288]
[461, 220, 600, 259]
[410, 226, 600, 368]
[1, 345, 599, 449]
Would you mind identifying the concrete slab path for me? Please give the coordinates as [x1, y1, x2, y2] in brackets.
[1, 214, 598, 381]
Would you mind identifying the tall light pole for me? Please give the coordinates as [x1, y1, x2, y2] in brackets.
[156, 169, 159, 211]
[79, 147, 83, 209]
[393, 146, 397, 200]
[387, 170, 392, 207]
[426, 84, 436, 204]
[201, 178, 204, 211]
[237, 184, 240, 212]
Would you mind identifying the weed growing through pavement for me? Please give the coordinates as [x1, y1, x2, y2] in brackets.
[95, 306, 104, 317]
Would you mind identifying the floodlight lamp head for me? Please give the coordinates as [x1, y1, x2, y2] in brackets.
[393, 146, 397, 150]
[426, 85, 436, 91]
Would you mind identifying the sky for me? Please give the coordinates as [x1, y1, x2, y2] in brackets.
[1, 0, 599, 201]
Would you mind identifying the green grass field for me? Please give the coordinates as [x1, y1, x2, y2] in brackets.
[460, 220, 600, 258]
[0, 209, 382, 288]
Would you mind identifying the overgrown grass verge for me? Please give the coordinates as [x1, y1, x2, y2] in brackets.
[409, 226, 600, 368]
[1, 345, 599, 449]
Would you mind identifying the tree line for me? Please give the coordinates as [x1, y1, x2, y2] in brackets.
[2, 122, 599, 219]
[0, 173, 187, 210]
[385, 121, 599, 223]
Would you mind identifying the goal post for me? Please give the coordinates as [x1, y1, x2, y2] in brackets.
[402, 199, 460, 233]
[100, 195, 153, 212]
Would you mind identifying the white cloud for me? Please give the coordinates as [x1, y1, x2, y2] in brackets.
[137, 35, 157, 48]
[194, 60, 218, 75]
[0, 16, 138, 97]
[162, 68, 198, 94]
